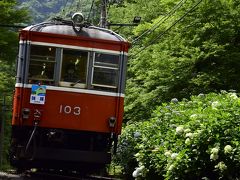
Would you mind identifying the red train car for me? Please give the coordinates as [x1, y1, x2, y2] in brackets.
[10, 16, 129, 172]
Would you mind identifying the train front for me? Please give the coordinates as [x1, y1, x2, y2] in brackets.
[10, 16, 129, 172]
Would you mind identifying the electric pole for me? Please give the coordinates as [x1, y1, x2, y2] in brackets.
[100, 0, 107, 28]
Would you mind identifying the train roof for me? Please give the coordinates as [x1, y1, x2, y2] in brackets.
[22, 21, 127, 43]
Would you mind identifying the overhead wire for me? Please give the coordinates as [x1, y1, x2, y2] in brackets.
[131, 0, 204, 57]
[132, 0, 187, 44]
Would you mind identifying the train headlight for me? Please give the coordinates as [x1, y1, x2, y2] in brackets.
[109, 117, 116, 128]
[72, 12, 84, 25]
[22, 108, 30, 119]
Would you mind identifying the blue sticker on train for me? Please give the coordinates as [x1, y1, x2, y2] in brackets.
[30, 85, 46, 105]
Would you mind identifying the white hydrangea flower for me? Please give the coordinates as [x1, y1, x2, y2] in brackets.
[164, 151, 171, 157]
[193, 149, 197, 153]
[132, 170, 138, 178]
[171, 153, 178, 159]
[215, 161, 227, 171]
[171, 98, 178, 103]
[139, 166, 145, 171]
[152, 147, 160, 152]
[210, 153, 219, 161]
[198, 93, 205, 98]
[224, 145, 233, 154]
[185, 138, 191, 145]
[229, 93, 238, 100]
[184, 128, 191, 133]
[168, 164, 175, 171]
[176, 126, 184, 134]
[190, 114, 198, 120]
[134, 153, 140, 158]
[132, 166, 145, 178]
[211, 101, 220, 109]
[134, 132, 141, 138]
[185, 133, 194, 139]
[211, 147, 219, 155]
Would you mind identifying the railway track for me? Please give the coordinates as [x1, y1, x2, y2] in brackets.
[0, 170, 122, 180]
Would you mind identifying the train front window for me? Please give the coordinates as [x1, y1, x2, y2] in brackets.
[92, 53, 120, 91]
[28, 45, 56, 85]
[59, 49, 88, 88]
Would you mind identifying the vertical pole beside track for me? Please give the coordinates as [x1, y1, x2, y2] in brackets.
[0, 95, 5, 169]
[100, 0, 107, 28]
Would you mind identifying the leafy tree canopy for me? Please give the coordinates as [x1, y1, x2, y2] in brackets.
[0, 1, 29, 169]
[109, 0, 240, 122]
[0, 0, 29, 62]
[17, 0, 96, 24]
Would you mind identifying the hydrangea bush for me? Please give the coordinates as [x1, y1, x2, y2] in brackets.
[115, 92, 240, 179]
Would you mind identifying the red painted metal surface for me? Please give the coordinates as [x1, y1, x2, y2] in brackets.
[13, 26, 128, 136]
[20, 30, 129, 53]
[12, 87, 124, 134]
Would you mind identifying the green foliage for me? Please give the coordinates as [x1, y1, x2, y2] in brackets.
[0, 61, 14, 170]
[0, 51, 16, 172]
[0, 61, 15, 93]
[0, 106, 13, 171]
[116, 92, 240, 179]
[108, 0, 240, 122]
[18, 0, 97, 24]
[0, 0, 29, 170]
[0, 0, 29, 62]
[0, 0, 27, 93]
[18, 0, 66, 23]
[108, 0, 168, 38]
[0, 1, 29, 24]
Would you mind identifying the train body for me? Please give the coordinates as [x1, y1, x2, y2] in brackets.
[10, 19, 129, 171]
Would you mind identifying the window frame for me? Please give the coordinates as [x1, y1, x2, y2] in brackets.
[27, 45, 57, 84]
[26, 44, 124, 92]
[91, 52, 120, 90]
[58, 48, 90, 89]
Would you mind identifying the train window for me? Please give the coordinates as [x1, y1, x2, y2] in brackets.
[28, 45, 56, 85]
[94, 53, 119, 68]
[92, 53, 120, 91]
[59, 49, 88, 88]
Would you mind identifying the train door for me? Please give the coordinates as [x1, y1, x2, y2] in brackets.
[12, 40, 31, 126]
